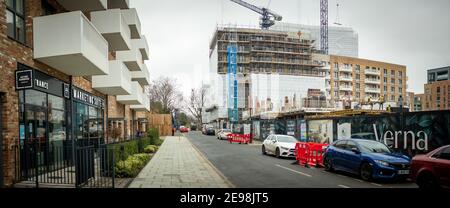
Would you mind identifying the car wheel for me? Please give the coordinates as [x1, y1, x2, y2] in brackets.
[360, 162, 373, 181]
[262, 145, 267, 155]
[417, 172, 439, 189]
[275, 148, 281, 158]
[324, 156, 334, 172]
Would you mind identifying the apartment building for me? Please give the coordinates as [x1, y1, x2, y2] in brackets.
[414, 94, 425, 111]
[205, 26, 326, 125]
[0, 0, 150, 187]
[318, 55, 407, 108]
[422, 78, 450, 111]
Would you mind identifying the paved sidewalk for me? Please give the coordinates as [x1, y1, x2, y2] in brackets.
[129, 136, 232, 188]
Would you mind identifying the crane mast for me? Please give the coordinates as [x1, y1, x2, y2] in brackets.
[320, 0, 329, 54]
[229, 0, 282, 30]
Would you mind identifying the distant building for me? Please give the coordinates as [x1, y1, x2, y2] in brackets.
[427, 66, 450, 84]
[414, 94, 425, 111]
[272, 22, 359, 58]
[422, 79, 450, 111]
[314, 55, 408, 109]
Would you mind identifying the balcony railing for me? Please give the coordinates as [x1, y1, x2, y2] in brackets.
[365, 69, 380, 75]
[340, 86, 353, 91]
[121, 9, 142, 39]
[130, 64, 150, 86]
[365, 88, 381, 93]
[365, 79, 381, 84]
[92, 60, 132, 95]
[131, 35, 149, 60]
[339, 76, 353, 82]
[130, 94, 150, 112]
[116, 45, 143, 71]
[91, 9, 131, 51]
[33, 11, 109, 76]
[339, 66, 353, 72]
[116, 82, 144, 105]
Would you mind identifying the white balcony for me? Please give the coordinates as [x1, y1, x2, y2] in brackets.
[340, 66, 353, 73]
[56, 0, 107, 12]
[91, 9, 131, 51]
[365, 88, 381, 94]
[365, 69, 380, 76]
[131, 94, 150, 112]
[365, 79, 381, 85]
[339, 76, 353, 82]
[340, 86, 353, 91]
[33, 11, 109, 76]
[131, 64, 150, 86]
[116, 46, 143, 71]
[108, 0, 129, 9]
[116, 82, 143, 105]
[131, 35, 149, 60]
[92, 60, 132, 95]
[121, 9, 142, 39]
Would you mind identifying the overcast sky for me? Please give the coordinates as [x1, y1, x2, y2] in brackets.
[131, 0, 450, 96]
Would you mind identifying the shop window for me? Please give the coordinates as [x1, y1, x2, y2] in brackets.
[6, 0, 25, 44]
[25, 90, 47, 107]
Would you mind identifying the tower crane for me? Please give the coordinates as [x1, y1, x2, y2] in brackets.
[229, 0, 282, 30]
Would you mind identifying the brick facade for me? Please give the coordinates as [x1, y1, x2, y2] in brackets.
[0, 0, 146, 187]
[423, 80, 450, 111]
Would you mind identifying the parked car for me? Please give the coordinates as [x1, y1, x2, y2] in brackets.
[190, 125, 198, 131]
[217, 129, 232, 140]
[262, 134, 297, 158]
[204, 127, 215, 136]
[323, 139, 411, 181]
[202, 124, 213, 134]
[179, 126, 189, 133]
[410, 145, 450, 189]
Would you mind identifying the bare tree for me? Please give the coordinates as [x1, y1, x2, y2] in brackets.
[148, 77, 183, 114]
[186, 85, 207, 127]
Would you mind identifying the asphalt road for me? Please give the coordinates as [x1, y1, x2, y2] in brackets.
[184, 131, 418, 188]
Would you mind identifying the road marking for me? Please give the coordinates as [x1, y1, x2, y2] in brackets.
[338, 185, 350, 188]
[354, 179, 364, 183]
[371, 182, 383, 187]
[275, 164, 312, 177]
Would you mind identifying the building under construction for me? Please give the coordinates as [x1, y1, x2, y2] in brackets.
[204, 25, 328, 127]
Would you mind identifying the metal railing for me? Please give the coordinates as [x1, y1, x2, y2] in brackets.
[14, 140, 115, 188]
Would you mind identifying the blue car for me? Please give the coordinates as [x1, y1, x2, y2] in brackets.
[323, 139, 411, 181]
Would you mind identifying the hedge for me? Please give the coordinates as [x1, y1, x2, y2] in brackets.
[115, 153, 151, 178]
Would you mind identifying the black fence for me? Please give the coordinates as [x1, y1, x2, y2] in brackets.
[14, 140, 115, 188]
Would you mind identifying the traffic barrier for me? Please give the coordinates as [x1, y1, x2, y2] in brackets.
[295, 142, 328, 168]
[227, 134, 251, 144]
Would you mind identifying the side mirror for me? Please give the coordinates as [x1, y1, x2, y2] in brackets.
[351, 147, 360, 153]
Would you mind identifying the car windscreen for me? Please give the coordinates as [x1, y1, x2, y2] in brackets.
[222, 129, 231, 132]
[276, 135, 297, 143]
[357, 140, 391, 153]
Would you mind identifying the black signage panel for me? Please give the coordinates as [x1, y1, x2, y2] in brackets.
[15, 70, 33, 90]
[16, 63, 69, 98]
[72, 87, 105, 109]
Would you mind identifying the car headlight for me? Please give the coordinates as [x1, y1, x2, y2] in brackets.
[280, 146, 289, 150]
[374, 160, 390, 167]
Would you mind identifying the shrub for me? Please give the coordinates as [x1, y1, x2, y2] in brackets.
[147, 128, 162, 146]
[143, 145, 159, 153]
[114, 153, 151, 178]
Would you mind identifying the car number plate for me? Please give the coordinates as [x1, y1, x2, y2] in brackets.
[398, 170, 410, 175]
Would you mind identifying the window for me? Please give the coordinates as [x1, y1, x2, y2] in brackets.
[6, 0, 25, 43]
[391, 78, 395, 84]
[334, 140, 347, 149]
[391, 87, 395, 93]
[399, 79, 403, 85]
[345, 141, 359, 151]
[384, 77, 387, 83]
[391, 70, 395, 76]
[398, 71, 403, 77]
[432, 147, 450, 160]
[384, 86, 387, 92]
[384, 69, 387, 74]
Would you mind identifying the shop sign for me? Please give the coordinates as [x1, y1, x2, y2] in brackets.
[15, 70, 33, 90]
[72, 87, 104, 109]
